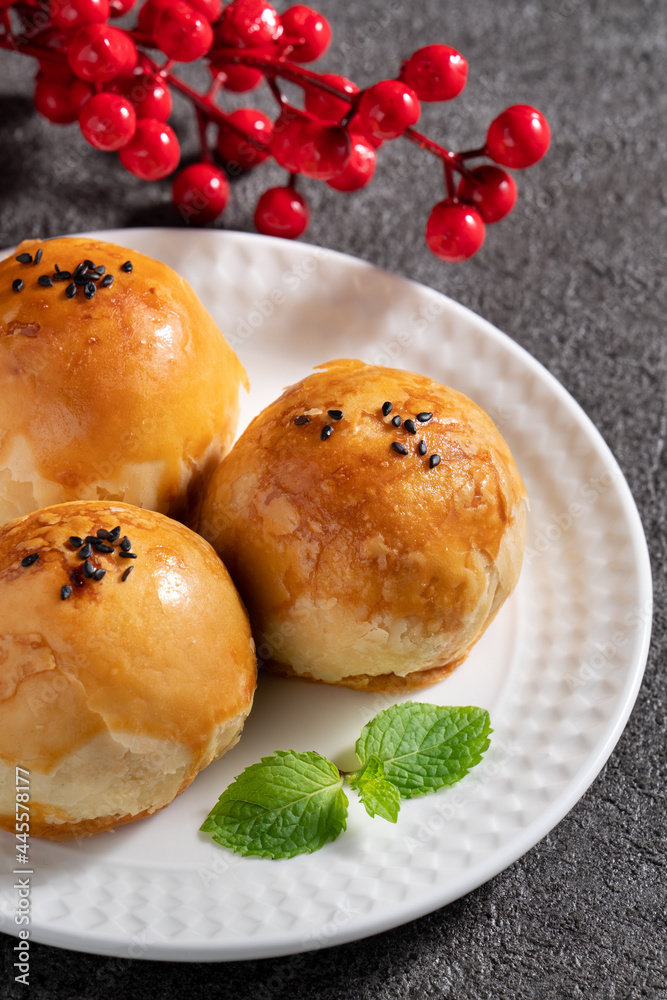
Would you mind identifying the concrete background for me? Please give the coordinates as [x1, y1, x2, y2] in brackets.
[0, 0, 665, 996]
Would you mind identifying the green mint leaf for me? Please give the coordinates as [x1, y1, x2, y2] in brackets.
[347, 755, 401, 823]
[200, 750, 348, 859]
[355, 702, 492, 799]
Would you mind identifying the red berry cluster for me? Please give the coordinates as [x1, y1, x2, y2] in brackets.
[1, 0, 551, 261]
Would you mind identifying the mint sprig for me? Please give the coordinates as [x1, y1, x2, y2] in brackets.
[348, 755, 401, 823]
[201, 702, 491, 860]
[201, 750, 348, 859]
[355, 703, 493, 799]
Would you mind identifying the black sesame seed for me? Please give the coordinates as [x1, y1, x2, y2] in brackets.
[404, 419, 417, 435]
[84, 281, 96, 299]
[73, 262, 88, 278]
[327, 409, 343, 421]
[294, 415, 309, 426]
[392, 415, 402, 427]
[119, 551, 137, 559]
[100, 274, 114, 288]
[60, 584, 72, 601]
[96, 528, 112, 540]
[12, 279, 23, 292]
[392, 442, 409, 455]
[79, 543, 93, 559]
[108, 525, 121, 542]
[16, 253, 32, 264]
[83, 560, 95, 578]
[429, 454, 441, 469]
[93, 568, 106, 581]
[417, 412, 433, 422]
[83, 259, 95, 269]
[85, 271, 101, 282]
[94, 543, 114, 554]
[85, 535, 100, 544]
[382, 401, 393, 417]
[74, 274, 89, 287]
[69, 536, 84, 548]
[321, 424, 333, 441]
[34, 247, 43, 266]
[93, 265, 106, 275]
[418, 439, 427, 456]
[21, 552, 39, 567]
[65, 283, 77, 298]
[120, 260, 133, 273]
[52, 270, 71, 282]
[54, 263, 60, 273]
[38, 275, 53, 287]
[120, 536, 132, 551]
[121, 566, 134, 582]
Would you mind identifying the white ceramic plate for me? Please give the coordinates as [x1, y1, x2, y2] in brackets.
[0, 229, 652, 962]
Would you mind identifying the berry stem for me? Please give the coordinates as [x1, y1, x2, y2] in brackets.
[0, 35, 50, 58]
[138, 52, 271, 154]
[403, 126, 460, 167]
[266, 74, 286, 109]
[207, 46, 356, 102]
[457, 145, 488, 159]
[196, 108, 213, 163]
[444, 163, 456, 200]
[207, 73, 225, 101]
[404, 126, 478, 181]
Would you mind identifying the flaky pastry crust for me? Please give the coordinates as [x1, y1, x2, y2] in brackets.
[0, 237, 247, 528]
[200, 359, 526, 690]
[0, 500, 256, 839]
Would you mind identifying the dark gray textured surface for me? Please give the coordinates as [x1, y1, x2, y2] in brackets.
[0, 0, 665, 996]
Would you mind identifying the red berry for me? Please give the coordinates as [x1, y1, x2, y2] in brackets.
[280, 5, 330, 62]
[269, 107, 310, 172]
[457, 165, 517, 224]
[118, 118, 180, 179]
[69, 78, 94, 110]
[34, 76, 79, 124]
[51, 0, 109, 30]
[399, 45, 468, 102]
[188, 0, 221, 20]
[172, 163, 229, 224]
[357, 80, 420, 140]
[221, 63, 265, 91]
[79, 91, 137, 150]
[109, 0, 138, 16]
[68, 24, 138, 82]
[217, 107, 272, 168]
[303, 73, 358, 122]
[38, 58, 76, 84]
[426, 200, 485, 262]
[116, 73, 172, 120]
[218, 0, 282, 47]
[38, 30, 77, 81]
[154, 1, 213, 62]
[347, 113, 383, 149]
[137, 0, 176, 36]
[292, 122, 351, 180]
[486, 105, 550, 169]
[254, 186, 309, 239]
[326, 134, 376, 192]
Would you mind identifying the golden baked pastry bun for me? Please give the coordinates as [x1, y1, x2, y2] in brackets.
[0, 500, 256, 840]
[0, 236, 247, 528]
[199, 359, 526, 692]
